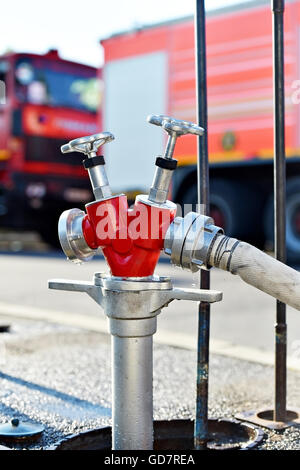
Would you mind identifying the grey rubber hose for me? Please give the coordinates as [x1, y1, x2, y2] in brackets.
[209, 235, 300, 311]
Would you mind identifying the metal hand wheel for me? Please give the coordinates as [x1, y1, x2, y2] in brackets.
[163, 119, 204, 137]
[61, 132, 114, 157]
[147, 115, 174, 127]
[147, 114, 204, 136]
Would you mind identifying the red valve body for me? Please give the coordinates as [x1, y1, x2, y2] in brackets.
[82, 195, 176, 277]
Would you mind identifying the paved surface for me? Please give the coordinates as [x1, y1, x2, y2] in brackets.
[0, 318, 299, 450]
[1, 238, 300, 450]
[1, 251, 300, 360]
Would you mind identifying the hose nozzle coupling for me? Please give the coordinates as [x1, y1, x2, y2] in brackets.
[165, 211, 300, 311]
[164, 212, 223, 271]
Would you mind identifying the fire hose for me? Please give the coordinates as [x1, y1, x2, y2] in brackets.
[164, 213, 300, 311]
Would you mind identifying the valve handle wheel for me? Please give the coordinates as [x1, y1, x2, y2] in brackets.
[162, 119, 204, 137]
[147, 114, 204, 160]
[61, 132, 115, 157]
[147, 115, 174, 127]
[147, 114, 204, 137]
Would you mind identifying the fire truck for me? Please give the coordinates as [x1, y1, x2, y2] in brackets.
[101, 0, 300, 263]
[0, 49, 100, 247]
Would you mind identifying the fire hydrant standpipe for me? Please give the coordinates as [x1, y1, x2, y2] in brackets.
[48, 116, 223, 450]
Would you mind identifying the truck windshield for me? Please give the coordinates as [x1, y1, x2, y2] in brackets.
[14, 57, 101, 113]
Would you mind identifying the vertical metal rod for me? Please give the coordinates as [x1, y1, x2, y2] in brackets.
[272, 0, 287, 423]
[194, 0, 210, 450]
[112, 334, 153, 450]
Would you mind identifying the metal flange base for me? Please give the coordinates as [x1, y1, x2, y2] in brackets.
[235, 408, 300, 430]
[48, 272, 223, 311]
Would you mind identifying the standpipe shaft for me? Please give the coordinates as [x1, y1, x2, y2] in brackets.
[111, 334, 153, 450]
[109, 315, 157, 450]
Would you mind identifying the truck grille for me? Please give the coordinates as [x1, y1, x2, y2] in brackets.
[24, 135, 83, 166]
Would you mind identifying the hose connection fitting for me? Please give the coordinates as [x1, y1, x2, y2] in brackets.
[164, 211, 300, 312]
[164, 212, 223, 271]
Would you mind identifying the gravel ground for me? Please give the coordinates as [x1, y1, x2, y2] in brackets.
[0, 317, 299, 450]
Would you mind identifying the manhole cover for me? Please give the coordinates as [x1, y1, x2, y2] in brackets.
[48, 419, 264, 450]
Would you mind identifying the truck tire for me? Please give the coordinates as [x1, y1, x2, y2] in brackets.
[264, 177, 300, 264]
[180, 178, 263, 243]
[38, 213, 60, 250]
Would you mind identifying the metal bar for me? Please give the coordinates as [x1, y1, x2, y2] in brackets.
[112, 335, 153, 450]
[272, 0, 287, 423]
[194, 0, 210, 450]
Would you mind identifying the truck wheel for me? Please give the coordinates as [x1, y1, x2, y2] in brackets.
[264, 177, 300, 264]
[180, 178, 263, 242]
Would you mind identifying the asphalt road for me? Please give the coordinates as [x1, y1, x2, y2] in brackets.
[2, 320, 300, 450]
[1, 250, 300, 359]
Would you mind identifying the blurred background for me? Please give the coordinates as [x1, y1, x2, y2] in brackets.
[1, 0, 300, 363]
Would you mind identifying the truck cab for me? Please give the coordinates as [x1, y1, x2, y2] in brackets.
[0, 50, 102, 247]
